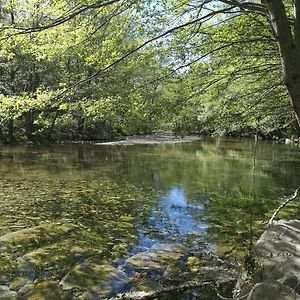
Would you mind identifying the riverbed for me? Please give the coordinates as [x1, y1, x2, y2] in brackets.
[0, 138, 299, 299]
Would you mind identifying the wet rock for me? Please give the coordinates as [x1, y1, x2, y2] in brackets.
[186, 256, 203, 266]
[164, 263, 186, 279]
[17, 283, 35, 296]
[247, 279, 299, 300]
[237, 220, 300, 299]
[279, 272, 300, 294]
[9, 277, 28, 291]
[17, 239, 103, 279]
[126, 243, 187, 272]
[150, 243, 187, 254]
[79, 290, 101, 300]
[20, 280, 68, 300]
[252, 220, 300, 280]
[0, 285, 17, 300]
[59, 257, 129, 297]
[131, 279, 163, 293]
[126, 252, 166, 271]
[0, 223, 74, 247]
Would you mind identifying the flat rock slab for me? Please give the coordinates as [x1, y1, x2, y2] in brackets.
[60, 257, 129, 296]
[241, 220, 300, 300]
[126, 243, 187, 271]
[0, 223, 74, 247]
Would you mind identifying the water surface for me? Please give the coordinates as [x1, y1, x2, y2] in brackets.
[0, 138, 299, 297]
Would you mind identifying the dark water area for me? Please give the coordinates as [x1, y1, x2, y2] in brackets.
[0, 138, 299, 299]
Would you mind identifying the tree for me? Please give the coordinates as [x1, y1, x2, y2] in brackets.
[217, 0, 300, 132]
[1, 0, 300, 140]
[151, 0, 300, 134]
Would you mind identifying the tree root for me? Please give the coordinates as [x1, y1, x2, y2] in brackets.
[268, 186, 299, 226]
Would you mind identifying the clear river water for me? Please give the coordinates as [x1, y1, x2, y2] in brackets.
[0, 137, 299, 299]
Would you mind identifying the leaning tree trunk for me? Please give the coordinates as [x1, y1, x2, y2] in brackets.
[263, 0, 300, 134]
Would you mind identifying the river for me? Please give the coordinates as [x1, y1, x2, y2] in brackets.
[0, 138, 299, 299]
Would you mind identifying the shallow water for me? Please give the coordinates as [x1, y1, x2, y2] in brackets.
[0, 138, 299, 298]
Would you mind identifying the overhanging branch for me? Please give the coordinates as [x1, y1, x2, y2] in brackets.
[57, 5, 236, 95]
[0, 0, 123, 34]
[218, 0, 267, 15]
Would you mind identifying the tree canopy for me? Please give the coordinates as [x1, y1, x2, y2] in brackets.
[0, 0, 299, 142]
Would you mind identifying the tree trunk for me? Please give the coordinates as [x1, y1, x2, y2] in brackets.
[24, 110, 36, 141]
[7, 119, 15, 143]
[77, 116, 85, 138]
[263, 0, 300, 133]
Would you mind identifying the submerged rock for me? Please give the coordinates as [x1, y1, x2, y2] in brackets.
[126, 243, 187, 272]
[59, 257, 129, 297]
[130, 279, 163, 293]
[164, 263, 187, 279]
[126, 252, 166, 271]
[17, 283, 35, 296]
[17, 239, 103, 279]
[0, 285, 17, 300]
[9, 277, 28, 291]
[150, 243, 187, 254]
[20, 280, 68, 300]
[0, 223, 74, 247]
[186, 256, 203, 266]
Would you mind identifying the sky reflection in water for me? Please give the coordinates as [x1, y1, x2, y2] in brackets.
[134, 185, 208, 253]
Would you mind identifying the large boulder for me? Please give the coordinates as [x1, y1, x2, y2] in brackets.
[237, 220, 300, 300]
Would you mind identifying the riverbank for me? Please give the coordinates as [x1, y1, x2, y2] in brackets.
[95, 135, 201, 145]
[2, 134, 300, 146]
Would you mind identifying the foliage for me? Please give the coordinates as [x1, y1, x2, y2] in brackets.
[0, 0, 298, 142]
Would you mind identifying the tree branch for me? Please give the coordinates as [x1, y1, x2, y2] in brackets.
[56, 5, 236, 96]
[0, 0, 123, 34]
[135, 38, 276, 91]
[218, 0, 267, 15]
